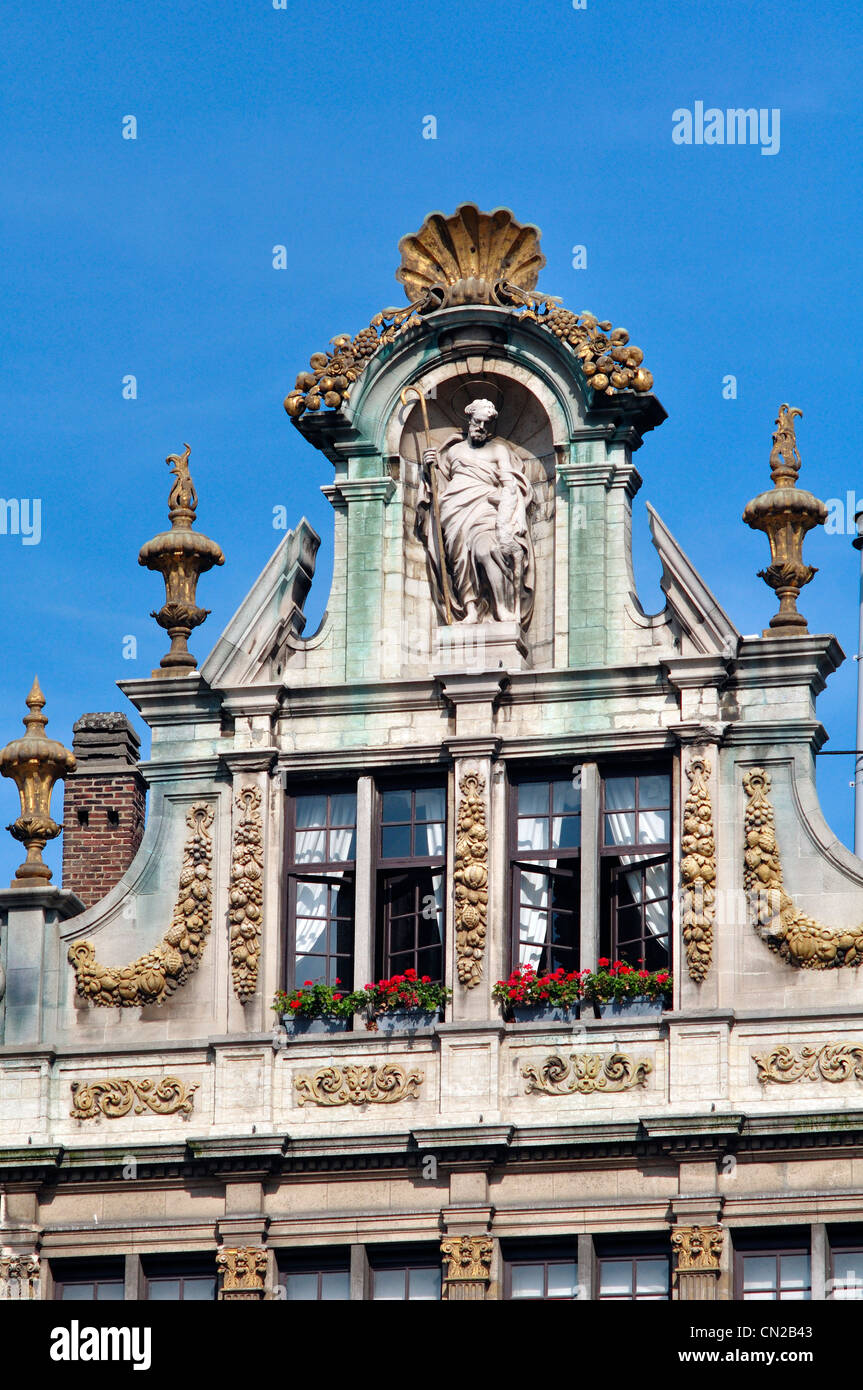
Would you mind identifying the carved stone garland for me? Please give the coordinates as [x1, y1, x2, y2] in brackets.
[67, 802, 215, 1005]
[454, 772, 488, 988]
[216, 1247, 268, 1301]
[229, 786, 263, 1002]
[523, 1053, 652, 1096]
[743, 768, 863, 968]
[681, 756, 716, 983]
[441, 1235, 493, 1301]
[70, 1077, 198, 1119]
[754, 1043, 863, 1085]
[294, 1063, 423, 1107]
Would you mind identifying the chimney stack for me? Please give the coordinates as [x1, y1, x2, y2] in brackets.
[61, 713, 146, 907]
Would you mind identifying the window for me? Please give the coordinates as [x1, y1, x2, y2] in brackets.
[278, 1252, 350, 1301]
[286, 788, 357, 989]
[598, 1253, 670, 1301]
[504, 1244, 579, 1300]
[600, 768, 671, 970]
[52, 1259, 125, 1301]
[144, 1258, 216, 1300]
[370, 1249, 442, 1301]
[734, 1234, 811, 1300]
[377, 783, 445, 983]
[510, 776, 581, 973]
[828, 1229, 863, 1299]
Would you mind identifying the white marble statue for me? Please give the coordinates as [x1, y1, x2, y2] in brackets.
[418, 399, 535, 626]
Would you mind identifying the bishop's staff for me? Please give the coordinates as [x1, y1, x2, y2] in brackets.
[400, 385, 453, 625]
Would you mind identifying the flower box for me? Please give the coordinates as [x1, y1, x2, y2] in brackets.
[512, 1003, 580, 1024]
[280, 1014, 351, 1036]
[592, 998, 665, 1020]
[366, 1009, 440, 1035]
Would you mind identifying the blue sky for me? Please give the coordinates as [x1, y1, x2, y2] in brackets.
[1, 0, 860, 883]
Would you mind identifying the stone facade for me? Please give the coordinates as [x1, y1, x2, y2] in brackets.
[1, 210, 862, 1304]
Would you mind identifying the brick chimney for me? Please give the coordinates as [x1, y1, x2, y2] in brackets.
[61, 713, 147, 908]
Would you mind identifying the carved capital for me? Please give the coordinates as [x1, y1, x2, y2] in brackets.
[441, 1235, 493, 1301]
[0, 1252, 40, 1300]
[216, 1246, 268, 1301]
[672, 1225, 723, 1274]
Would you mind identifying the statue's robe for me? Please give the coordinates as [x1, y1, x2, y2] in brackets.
[418, 433, 535, 626]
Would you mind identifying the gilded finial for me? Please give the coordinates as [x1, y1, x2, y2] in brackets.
[743, 406, 827, 634]
[0, 678, 76, 884]
[138, 443, 225, 679]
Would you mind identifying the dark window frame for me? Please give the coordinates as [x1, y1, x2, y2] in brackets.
[502, 1242, 580, 1300]
[284, 782, 358, 991]
[277, 1249, 351, 1301]
[508, 771, 582, 976]
[733, 1239, 812, 1301]
[596, 1249, 671, 1302]
[599, 763, 672, 971]
[374, 776, 447, 984]
[368, 1245, 443, 1301]
[51, 1258, 125, 1301]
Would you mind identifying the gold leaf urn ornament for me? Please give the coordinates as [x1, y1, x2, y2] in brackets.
[138, 443, 225, 677]
[743, 406, 827, 632]
[0, 677, 75, 883]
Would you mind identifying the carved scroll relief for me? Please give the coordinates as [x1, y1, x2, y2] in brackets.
[454, 772, 488, 988]
[294, 1063, 423, 1107]
[681, 756, 716, 982]
[743, 768, 863, 968]
[68, 802, 215, 1006]
[522, 1052, 652, 1096]
[754, 1043, 863, 1085]
[70, 1077, 198, 1119]
[229, 786, 263, 1002]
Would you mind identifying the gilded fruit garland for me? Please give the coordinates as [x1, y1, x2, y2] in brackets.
[454, 772, 489, 988]
[681, 756, 716, 983]
[229, 786, 263, 1003]
[67, 802, 215, 1006]
[743, 768, 863, 968]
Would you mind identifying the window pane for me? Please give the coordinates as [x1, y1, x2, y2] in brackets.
[644, 863, 669, 900]
[552, 780, 581, 815]
[635, 1258, 669, 1296]
[833, 1252, 863, 1298]
[510, 1263, 544, 1299]
[382, 791, 412, 822]
[328, 826, 356, 861]
[551, 816, 580, 850]
[296, 881, 328, 917]
[295, 829, 327, 863]
[382, 825, 411, 858]
[605, 812, 635, 846]
[640, 774, 670, 807]
[599, 1261, 633, 1298]
[183, 1277, 215, 1301]
[518, 782, 548, 816]
[320, 1272, 350, 1301]
[605, 776, 636, 812]
[61, 1283, 96, 1300]
[547, 1262, 578, 1298]
[518, 817, 548, 852]
[415, 788, 445, 822]
[296, 795, 328, 828]
[148, 1278, 180, 1300]
[638, 810, 670, 845]
[780, 1255, 809, 1289]
[373, 1269, 406, 1300]
[408, 1267, 441, 1300]
[743, 1255, 776, 1292]
[284, 1273, 319, 1301]
[415, 820, 445, 857]
[98, 1282, 125, 1300]
[329, 793, 356, 826]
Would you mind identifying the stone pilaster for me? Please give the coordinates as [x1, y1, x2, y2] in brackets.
[672, 1224, 723, 1301]
[441, 1234, 493, 1301]
[321, 475, 396, 685]
[0, 885, 84, 1045]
